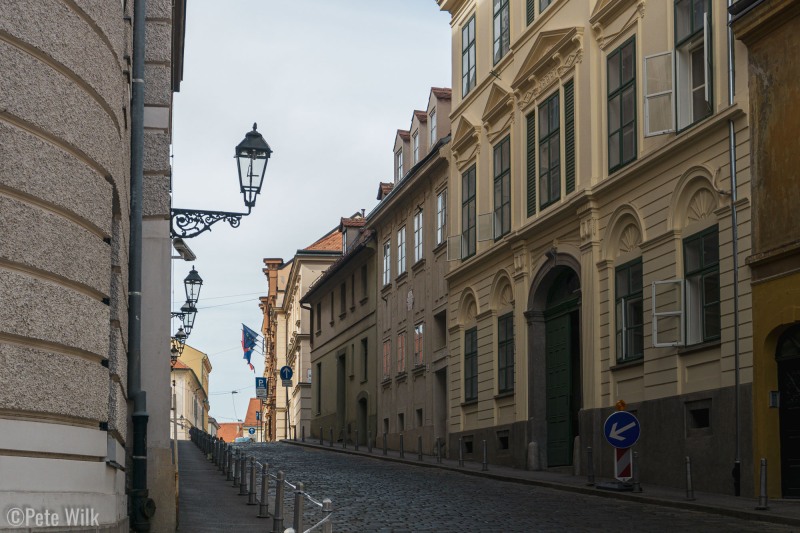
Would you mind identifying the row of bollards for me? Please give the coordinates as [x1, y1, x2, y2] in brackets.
[189, 427, 334, 532]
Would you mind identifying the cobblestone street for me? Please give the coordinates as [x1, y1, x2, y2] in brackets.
[233, 442, 793, 533]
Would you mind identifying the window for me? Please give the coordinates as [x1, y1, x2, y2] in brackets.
[361, 264, 368, 300]
[329, 292, 334, 323]
[608, 38, 637, 172]
[526, 0, 535, 25]
[497, 313, 514, 393]
[462, 166, 477, 259]
[462, 16, 476, 97]
[646, 1, 711, 134]
[412, 130, 419, 164]
[684, 226, 720, 344]
[397, 227, 406, 275]
[350, 273, 355, 307]
[464, 327, 478, 401]
[436, 190, 447, 245]
[526, 110, 537, 217]
[316, 362, 322, 414]
[675, 0, 711, 130]
[493, 136, 511, 239]
[361, 338, 368, 382]
[397, 332, 406, 374]
[382, 240, 391, 286]
[615, 259, 644, 362]
[396, 149, 404, 181]
[315, 302, 321, 331]
[430, 109, 437, 148]
[382, 339, 391, 379]
[414, 210, 423, 263]
[414, 323, 424, 367]
[539, 92, 560, 208]
[541, 0, 554, 12]
[340, 283, 347, 315]
[493, 0, 510, 64]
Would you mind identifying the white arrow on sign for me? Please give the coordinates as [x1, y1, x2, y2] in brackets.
[608, 421, 637, 441]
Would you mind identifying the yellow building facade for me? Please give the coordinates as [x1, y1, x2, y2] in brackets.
[438, 0, 753, 493]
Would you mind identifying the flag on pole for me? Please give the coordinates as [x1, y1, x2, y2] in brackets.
[241, 324, 259, 372]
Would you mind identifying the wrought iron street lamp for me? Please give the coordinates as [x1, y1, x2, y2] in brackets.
[170, 123, 272, 238]
[173, 326, 187, 357]
[184, 266, 203, 306]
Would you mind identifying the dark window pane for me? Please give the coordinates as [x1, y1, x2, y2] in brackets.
[609, 94, 621, 132]
[631, 261, 643, 291]
[621, 42, 634, 83]
[622, 124, 635, 162]
[703, 232, 719, 265]
[609, 134, 620, 169]
[693, 0, 706, 33]
[616, 268, 629, 297]
[685, 237, 702, 272]
[703, 272, 719, 305]
[622, 86, 635, 123]
[608, 52, 620, 93]
[704, 301, 720, 339]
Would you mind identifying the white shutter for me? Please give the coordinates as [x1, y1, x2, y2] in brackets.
[447, 235, 462, 261]
[477, 213, 493, 242]
[644, 51, 675, 136]
[652, 279, 685, 347]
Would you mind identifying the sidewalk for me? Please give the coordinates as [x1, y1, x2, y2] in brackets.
[177, 440, 269, 532]
[283, 437, 800, 529]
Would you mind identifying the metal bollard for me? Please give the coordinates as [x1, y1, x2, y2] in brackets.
[383, 432, 387, 456]
[436, 437, 442, 464]
[586, 446, 595, 486]
[685, 456, 695, 501]
[368, 431, 373, 454]
[258, 463, 270, 518]
[247, 458, 257, 505]
[342, 429, 346, 449]
[226, 449, 232, 480]
[632, 451, 642, 493]
[293, 481, 305, 533]
[321, 498, 333, 533]
[302, 425, 305, 442]
[756, 458, 769, 510]
[399, 433, 404, 458]
[232, 453, 239, 486]
[239, 455, 248, 496]
[355, 429, 359, 451]
[418, 435, 423, 461]
[272, 471, 285, 533]
[329, 427, 333, 447]
[458, 437, 464, 467]
[482, 439, 488, 471]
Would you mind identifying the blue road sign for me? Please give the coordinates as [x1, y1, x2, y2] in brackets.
[279, 366, 293, 381]
[255, 377, 267, 390]
[248, 427, 256, 435]
[603, 411, 641, 449]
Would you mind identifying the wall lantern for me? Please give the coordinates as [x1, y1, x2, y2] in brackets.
[170, 123, 272, 238]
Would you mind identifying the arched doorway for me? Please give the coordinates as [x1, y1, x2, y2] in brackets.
[527, 256, 582, 468]
[777, 324, 800, 498]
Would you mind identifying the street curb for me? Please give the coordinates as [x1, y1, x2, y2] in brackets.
[281, 439, 800, 529]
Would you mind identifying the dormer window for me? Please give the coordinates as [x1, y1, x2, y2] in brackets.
[429, 109, 437, 148]
[413, 130, 419, 164]
[396, 149, 403, 182]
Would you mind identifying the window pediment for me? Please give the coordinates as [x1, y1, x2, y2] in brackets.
[511, 27, 583, 94]
[590, 0, 645, 49]
[481, 82, 513, 128]
[452, 115, 479, 156]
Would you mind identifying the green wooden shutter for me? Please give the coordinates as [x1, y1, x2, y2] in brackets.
[564, 79, 576, 194]
[526, 111, 536, 218]
[526, 0, 535, 25]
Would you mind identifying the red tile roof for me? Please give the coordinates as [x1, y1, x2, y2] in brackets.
[172, 360, 190, 370]
[243, 398, 262, 427]
[431, 87, 452, 99]
[377, 182, 394, 200]
[304, 228, 342, 252]
[217, 423, 242, 443]
[340, 217, 366, 228]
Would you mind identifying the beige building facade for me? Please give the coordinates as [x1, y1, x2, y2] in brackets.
[1, 0, 185, 530]
[304, 219, 378, 446]
[372, 88, 453, 453]
[438, 0, 753, 494]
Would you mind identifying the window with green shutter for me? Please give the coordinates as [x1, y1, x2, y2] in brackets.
[564, 79, 575, 194]
[526, 0, 535, 25]
[539, 92, 560, 209]
[526, 110, 536, 217]
[608, 37, 637, 172]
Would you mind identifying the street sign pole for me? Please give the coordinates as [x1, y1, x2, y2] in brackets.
[598, 410, 641, 492]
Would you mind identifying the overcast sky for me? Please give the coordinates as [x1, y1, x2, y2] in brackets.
[171, 1, 452, 425]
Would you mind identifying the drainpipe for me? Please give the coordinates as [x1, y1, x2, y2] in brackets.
[129, 0, 155, 529]
[726, 0, 742, 497]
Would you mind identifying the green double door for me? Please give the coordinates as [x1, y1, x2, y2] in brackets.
[545, 303, 580, 467]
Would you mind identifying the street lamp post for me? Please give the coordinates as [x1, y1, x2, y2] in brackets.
[170, 124, 272, 238]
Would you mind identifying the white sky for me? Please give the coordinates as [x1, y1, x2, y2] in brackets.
[170, 0, 452, 424]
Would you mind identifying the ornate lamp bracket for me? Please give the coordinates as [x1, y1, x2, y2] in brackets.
[170, 207, 251, 239]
